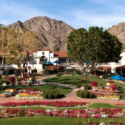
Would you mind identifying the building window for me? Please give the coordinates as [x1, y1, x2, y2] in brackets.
[42, 52, 45, 56]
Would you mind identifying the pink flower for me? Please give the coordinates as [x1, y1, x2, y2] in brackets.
[83, 78, 87, 81]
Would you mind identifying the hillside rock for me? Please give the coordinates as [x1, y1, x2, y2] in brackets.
[8, 16, 74, 51]
[107, 22, 125, 45]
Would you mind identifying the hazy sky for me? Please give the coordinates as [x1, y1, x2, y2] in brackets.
[1, 0, 125, 29]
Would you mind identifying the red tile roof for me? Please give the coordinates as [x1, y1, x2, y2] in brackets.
[121, 50, 125, 53]
[53, 51, 67, 58]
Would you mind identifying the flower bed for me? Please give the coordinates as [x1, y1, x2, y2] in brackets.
[90, 91, 120, 100]
[0, 108, 125, 119]
[15, 92, 43, 99]
[15, 88, 43, 99]
[0, 101, 89, 108]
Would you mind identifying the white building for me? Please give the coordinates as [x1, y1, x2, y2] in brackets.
[27, 48, 69, 73]
[99, 50, 125, 75]
[0, 49, 69, 74]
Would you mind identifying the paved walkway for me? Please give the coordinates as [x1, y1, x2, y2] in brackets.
[0, 76, 125, 104]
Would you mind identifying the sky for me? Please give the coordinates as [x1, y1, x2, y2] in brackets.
[1, 0, 125, 29]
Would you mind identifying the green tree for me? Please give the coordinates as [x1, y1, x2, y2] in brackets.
[0, 23, 42, 74]
[66, 26, 122, 74]
[53, 45, 60, 51]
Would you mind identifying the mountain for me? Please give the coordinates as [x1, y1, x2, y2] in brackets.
[107, 22, 125, 45]
[8, 16, 74, 51]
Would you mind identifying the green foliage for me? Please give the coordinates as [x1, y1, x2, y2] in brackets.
[0, 79, 9, 85]
[56, 72, 63, 77]
[66, 26, 122, 71]
[76, 90, 82, 97]
[1, 75, 7, 79]
[64, 69, 73, 74]
[84, 90, 89, 98]
[83, 85, 91, 90]
[48, 93, 54, 99]
[53, 45, 60, 51]
[42, 89, 64, 99]
[76, 70, 82, 75]
[76, 90, 94, 98]
[17, 76, 22, 81]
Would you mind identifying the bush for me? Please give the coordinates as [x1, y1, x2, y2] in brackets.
[89, 92, 94, 98]
[76, 90, 94, 99]
[48, 93, 54, 99]
[1, 75, 7, 79]
[42, 89, 64, 99]
[76, 90, 81, 97]
[80, 91, 84, 98]
[76, 70, 82, 75]
[84, 91, 90, 98]
[91, 81, 98, 87]
[0, 79, 9, 85]
[84, 85, 91, 90]
[53, 93, 60, 98]
[42, 92, 48, 99]
[17, 76, 22, 81]
[56, 72, 63, 77]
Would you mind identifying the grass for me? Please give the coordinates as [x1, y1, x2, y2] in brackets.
[43, 75, 125, 99]
[0, 84, 72, 95]
[0, 116, 124, 125]
[43, 75, 108, 87]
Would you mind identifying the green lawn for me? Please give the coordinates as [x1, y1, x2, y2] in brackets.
[0, 84, 72, 95]
[0, 116, 124, 125]
[43, 75, 108, 87]
[43, 75, 125, 99]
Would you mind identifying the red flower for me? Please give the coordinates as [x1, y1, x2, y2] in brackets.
[91, 81, 98, 87]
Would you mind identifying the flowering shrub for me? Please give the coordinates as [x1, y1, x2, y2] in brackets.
[8, 76, 15, 84]
[0, 107, 124, 119]
[0, 101, 88, 108]
[110, 83, 118, 90]
[90, 91, 120, 100]
[91, 81, 98, 87]
[109, 80, 114, 83]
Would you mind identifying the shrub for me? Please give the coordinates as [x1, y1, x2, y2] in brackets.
[42, 89, 64, 99]
[76, 90, 94, 99]
[84, 85, 91, 90]
[84, 91, 90, 98]
[48, 93, 54, 99]
[76, 90, 81, 97]
[108, 80, 114, 83]
[1, 75, 7, 79]
[17, 76, 22, 81]
[0, 79, 9, 85]
[8, 76, 15, 85]
[80, 91, 84, 98]
[42, 92, 48, 99]
[76, 70, 82, 75]
[56, 72, 63, 77]
[53, 93, 60, 98]
[89, 92, 94, 98]
[91, 81, 98, 87]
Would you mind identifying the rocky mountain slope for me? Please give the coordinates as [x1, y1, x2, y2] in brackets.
[107, 22, 125, 45]
[8, 16, 74, 51]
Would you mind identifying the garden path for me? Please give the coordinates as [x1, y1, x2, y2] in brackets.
[0, 76, 125, 104]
